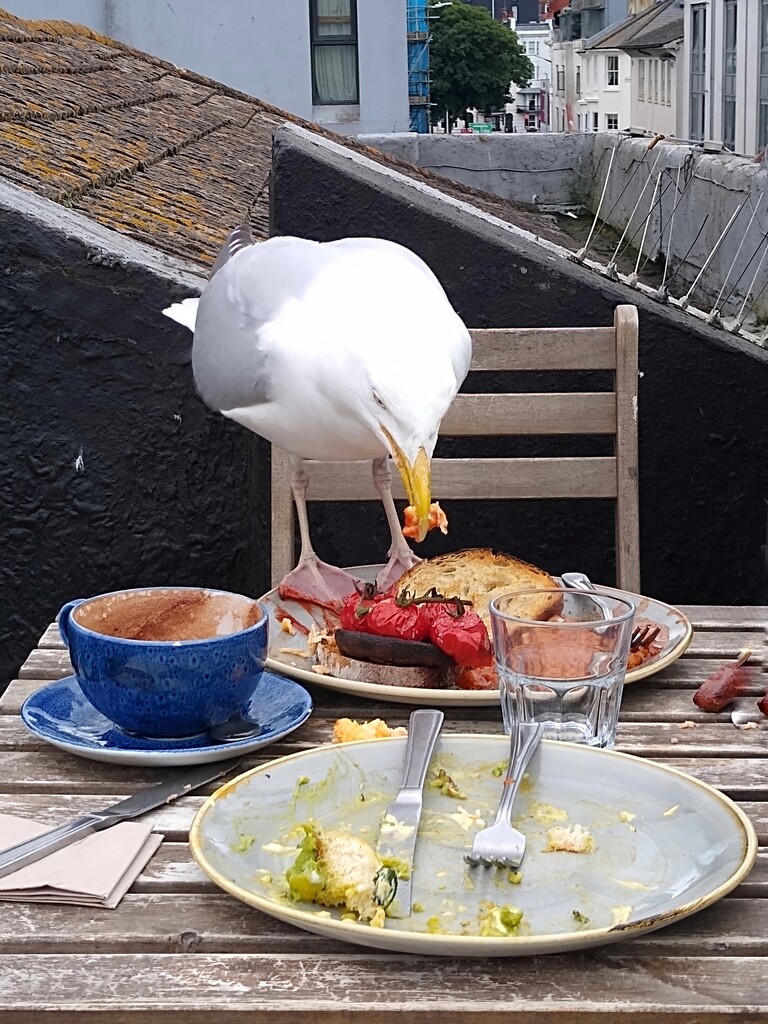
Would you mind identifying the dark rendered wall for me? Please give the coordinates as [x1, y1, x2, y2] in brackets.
[269, 127, 768, 609]
[1, 205, 264, 689]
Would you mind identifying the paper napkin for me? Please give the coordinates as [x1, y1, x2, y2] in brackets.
[0, 813, 163, 908]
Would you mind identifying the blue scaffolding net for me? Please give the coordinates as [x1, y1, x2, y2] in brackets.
[407, 0, 430, 133]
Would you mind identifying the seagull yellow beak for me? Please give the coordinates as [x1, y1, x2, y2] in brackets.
[382, 427, 432, 542]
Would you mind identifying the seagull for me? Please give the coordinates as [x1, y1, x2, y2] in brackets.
[163, 226, 471, 609]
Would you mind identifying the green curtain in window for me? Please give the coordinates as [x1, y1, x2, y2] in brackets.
[315, 0, 357, 104]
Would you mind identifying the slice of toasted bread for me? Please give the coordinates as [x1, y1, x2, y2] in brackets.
[394, 548, 562, 630]
[315, 637, 455, 689]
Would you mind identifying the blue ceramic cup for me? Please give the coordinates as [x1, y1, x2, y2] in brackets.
[58, 586, 268, 738]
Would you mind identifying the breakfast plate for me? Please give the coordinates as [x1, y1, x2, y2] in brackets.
[260, 565, 694, 706]
[190, 734, 756, 956]
[20, 671, 313, 767]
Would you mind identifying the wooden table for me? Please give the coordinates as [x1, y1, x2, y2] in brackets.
[1, 606, 767, 1022]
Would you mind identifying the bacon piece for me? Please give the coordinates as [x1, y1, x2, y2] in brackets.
[455, 665, 498, 690]
[758, 690, 768, 717]
[402, 501, 449, 540]
[692, 650, 754, 712]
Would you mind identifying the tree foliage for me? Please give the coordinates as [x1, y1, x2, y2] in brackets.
[430, 3, 534, 126]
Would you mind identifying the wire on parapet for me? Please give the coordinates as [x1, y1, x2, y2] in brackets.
[679, 197, 747, 309]
[618, 174, 675, 267]
[733, 243, 768, 330]
[604, 147, 665, 278]
[575, 140, 617, 262]
[662, 215, 710, 290]
[708, 194, 764, 322]
[628, 172, 662, 285]
[716, 223, 768, 314]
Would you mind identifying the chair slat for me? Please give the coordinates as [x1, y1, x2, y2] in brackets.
[613, 305, 641, 592]
[443, 392, 616, 435]
[469, 327, 617, 371]
[302, 457, 618, 501]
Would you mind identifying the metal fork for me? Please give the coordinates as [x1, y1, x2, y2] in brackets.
[561, 571, 659, 651]
[464, 722, 544, 869]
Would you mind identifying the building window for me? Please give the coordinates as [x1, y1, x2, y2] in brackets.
[660, 61, 666, 104]
[592, 111, 599, 132]
[576, 68, 581, 95]
[689, 3, 707, 141]
[310, 0, 359, 105]
[606, 113, 619, 131]
[638, 59, 645, 100]
[653, 60, 659, 103]
[557, 66, 565, 92]
[606, 54, 619, 87]
[761, 1, 768, 149]
[666, 61, 673, 106]
[722, 0, 737, 150]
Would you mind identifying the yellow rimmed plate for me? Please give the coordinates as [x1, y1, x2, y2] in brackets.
[190, 734, 755, 957]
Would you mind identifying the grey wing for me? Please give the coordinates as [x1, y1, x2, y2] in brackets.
[208, 223, 256, 280]
[192, 267, 273, 412]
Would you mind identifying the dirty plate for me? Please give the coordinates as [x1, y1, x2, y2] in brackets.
[189, 734, 755, 957]
[261, 566, 693, 706]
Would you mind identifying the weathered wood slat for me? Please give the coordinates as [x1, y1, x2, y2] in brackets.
[2, 722, 768, 786]
[301, 457, 618, 501]
[678, 606, 768, 628]
[469, 326, 617, 370]
[613, 305, 640, 594]
[440, 392, 616, 436]
[1, 893, 767, 956]
[2, 954, 767, 1021]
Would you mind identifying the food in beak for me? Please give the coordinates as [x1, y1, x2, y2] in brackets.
[402, 502, 449, 540]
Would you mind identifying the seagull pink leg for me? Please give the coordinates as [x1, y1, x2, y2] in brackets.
[277, 457, 360, 611]
[372, 456, 421, 592]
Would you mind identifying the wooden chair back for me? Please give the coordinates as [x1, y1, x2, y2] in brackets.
[271, 304, 640, 592]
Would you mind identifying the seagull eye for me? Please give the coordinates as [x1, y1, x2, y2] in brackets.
[373, 391, 387, 410]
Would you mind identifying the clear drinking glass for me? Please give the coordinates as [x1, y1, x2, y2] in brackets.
[490, 588, 636, 748]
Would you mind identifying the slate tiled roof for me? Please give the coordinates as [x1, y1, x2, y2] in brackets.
[0, 8, 575, 271]
[584, 0, 683, 52]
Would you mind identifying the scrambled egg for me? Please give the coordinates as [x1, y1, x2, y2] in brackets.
[332, 718, 408, 743]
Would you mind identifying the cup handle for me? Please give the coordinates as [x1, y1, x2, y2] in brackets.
[57, 599, 86, 648]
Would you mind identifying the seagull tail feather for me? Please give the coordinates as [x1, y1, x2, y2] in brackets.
[162, 296, 200, 332]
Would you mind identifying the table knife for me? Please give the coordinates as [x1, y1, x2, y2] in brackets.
[0, 757, 241, 880]
[375, 709, 444, 918]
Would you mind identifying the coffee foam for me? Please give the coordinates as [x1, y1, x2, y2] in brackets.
[74, 589, 262, 642]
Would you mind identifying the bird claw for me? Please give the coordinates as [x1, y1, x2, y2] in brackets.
[376, 550, 422, 594]
[278, 556, 361, 612]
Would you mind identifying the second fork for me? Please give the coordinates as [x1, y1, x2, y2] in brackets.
[464, 722, 545, 869]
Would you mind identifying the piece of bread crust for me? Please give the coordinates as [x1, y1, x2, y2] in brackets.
[315, 638, 455, 690]
[394, 548, 562, 630]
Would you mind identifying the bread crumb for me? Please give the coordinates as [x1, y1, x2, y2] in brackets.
[277, 646, 310, 658]
[279, 617, 295, 635]
[670, 736, 679, 744]
[678, 720, 696, 729]
[738, 721, 759, 731]
[311, 665, 333, 675]
[618, 810, 636, 823]
[545, 824, 594, 853]
[662, 804, 680, 817]
[611, 905, 633, 926]
[332, 718, 408, 743]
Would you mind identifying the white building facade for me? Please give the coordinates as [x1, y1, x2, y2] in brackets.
[509, 20, 552, 131]
[547, 1, 632, 133]
[8, 0, 411, 136]
[678, 0, 765, 156]
[585, 0, 684, 139]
